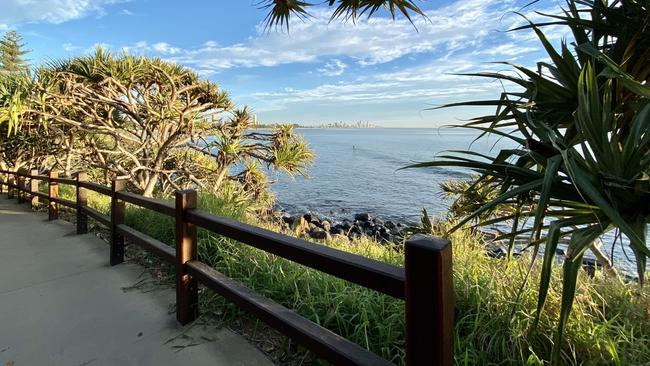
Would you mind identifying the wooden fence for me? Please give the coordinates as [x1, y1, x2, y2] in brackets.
[0, 168, 453, 366]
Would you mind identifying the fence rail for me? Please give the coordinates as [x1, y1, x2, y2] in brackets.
[0, 168, 453, 366]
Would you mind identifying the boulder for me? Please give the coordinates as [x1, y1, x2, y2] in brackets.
[355, 213, 371, 222]
[290, 216, 309, 236]
[341, 220, 352, 230]
[385, 220, 396, 229]
[321, 220, 331, 232]
[309, 227, 329, 240]
[486, 245, 506, 259]
[330, 226, 345, 236]
[303, 213, 318, 224]
[374, 218, 384, 226]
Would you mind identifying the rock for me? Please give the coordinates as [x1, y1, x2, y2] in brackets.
[341, 220, 352, 230]
[380, 232, 392, 242]
[303, 213, 319, 224]
[332, 233, 349, 242]
[349, 226, 362, 235]
[385, 220, 396, 229]
[486, 245, 506, 259]
[348, 231, 361, 241]
[375, 225, 387, 234]
[355, 213, 371, 222]
[374, 218, 384, 226]
[309, 227, 330, 240]
[331, 226, 345, 236]
[308, 223, 318, 231]
[362, 220, 374, 229]
[321, 220, 331, 232]
[281, 213, 293, 226]
[290, 216, 309, 236]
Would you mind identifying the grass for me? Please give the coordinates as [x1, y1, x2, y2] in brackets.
[51, 184, 650, 365]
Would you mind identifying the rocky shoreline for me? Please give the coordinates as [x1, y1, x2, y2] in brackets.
[276, 211, 411, 245]
[273, 210, 639, 281]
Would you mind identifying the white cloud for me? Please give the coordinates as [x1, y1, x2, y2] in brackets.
[0, 0, 130, 26]
[318, 59, 348, 76]
[121, 9, 133, 16]
[161, 0, 524, 74]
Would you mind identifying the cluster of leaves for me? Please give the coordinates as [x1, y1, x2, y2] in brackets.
[1, 47, 313, 200]
[410, 0, 649, 362]
[258, 0, 425, 30]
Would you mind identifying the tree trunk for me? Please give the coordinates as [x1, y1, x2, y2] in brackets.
[142, 172, 159, 197]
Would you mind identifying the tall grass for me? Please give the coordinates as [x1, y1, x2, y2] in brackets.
[55, 187, 650, 365]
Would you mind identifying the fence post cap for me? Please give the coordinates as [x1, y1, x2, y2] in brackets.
[175, 189, 197, 196]
[406, 234, 451, 251]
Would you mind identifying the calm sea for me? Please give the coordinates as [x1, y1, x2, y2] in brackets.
[269, 128, 509, 222]
[268, 128, 646, 275]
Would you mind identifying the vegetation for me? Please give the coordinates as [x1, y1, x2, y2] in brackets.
[409, 0, 650, 362]
[0, 44, 312, 201]
[0, 30, 30, 75]
[258, 0, 425, 30]
[46, 187, 649, 365]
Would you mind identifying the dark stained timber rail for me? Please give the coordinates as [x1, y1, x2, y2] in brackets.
[31, 191, 49, 200]
[79, 181, 112, 196]
[186, 210, 406, 300]
[116, 191, 175, 217]
[186, 260, 394, 366]
[83, 206, 111, 227]
[50, 196, 76, 208]
[0, 170, 454, 365]
[50, 177, 76, 185]
[116, 224, 175, 263]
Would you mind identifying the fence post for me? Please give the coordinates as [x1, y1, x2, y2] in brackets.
[175, 190, 198, 325]
[110, 179, 126, 266]
[48, 170, 58, 220]
[30, 168, 39, 210]
[17, 169, 26, 203]
[404, 234, 454, 366]
[0, 171, 4, 194]
[7, 171, 15, 199]
[76, 172, 88, 234]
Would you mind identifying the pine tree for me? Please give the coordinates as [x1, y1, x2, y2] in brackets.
[0, 31, 30, 74]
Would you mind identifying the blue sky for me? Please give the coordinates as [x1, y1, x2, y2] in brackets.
[1, 0, 568, 127]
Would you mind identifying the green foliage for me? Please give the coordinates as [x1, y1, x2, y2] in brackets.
[258, 0, 425, 31]
[409, 1, 650, 362]
[0, 31, 30, 75]
[70, 188, 650, 365]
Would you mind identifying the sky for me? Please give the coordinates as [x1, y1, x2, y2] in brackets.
[0, 0, 569, 127]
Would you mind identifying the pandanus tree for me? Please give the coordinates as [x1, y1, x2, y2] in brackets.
[33, 49, 312, 198]
[408, 0, 649, 362]
[0, 72, 56, 172]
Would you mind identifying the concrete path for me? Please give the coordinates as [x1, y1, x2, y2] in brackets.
[0, 196, 273, 366]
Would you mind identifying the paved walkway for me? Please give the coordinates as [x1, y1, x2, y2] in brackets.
[0, 196, 272, 366]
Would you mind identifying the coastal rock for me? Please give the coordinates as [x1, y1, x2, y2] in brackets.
[321, 220, 331, 232]
[374, 218, 384, 226]
[486, 245, 506, 259]
[303, 213, 318, 224]
[309, 227, 330, 240]
[362, 220, 374, 229]
[385, 220, 396, 230]
[330, 226, 345, 236]
[341, 220, 352, 230]
[355, 213, 371, 222]
[290, 216, 309, 236]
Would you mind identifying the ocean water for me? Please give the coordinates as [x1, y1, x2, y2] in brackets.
[268, 128, 646, 275]
[269, 128, 509, 222]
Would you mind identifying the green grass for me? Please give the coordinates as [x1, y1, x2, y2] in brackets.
[58, 188, 650, 365]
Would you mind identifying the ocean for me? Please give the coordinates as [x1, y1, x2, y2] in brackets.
[267, 127, 646, 275]
[269, 127, 509, 222]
